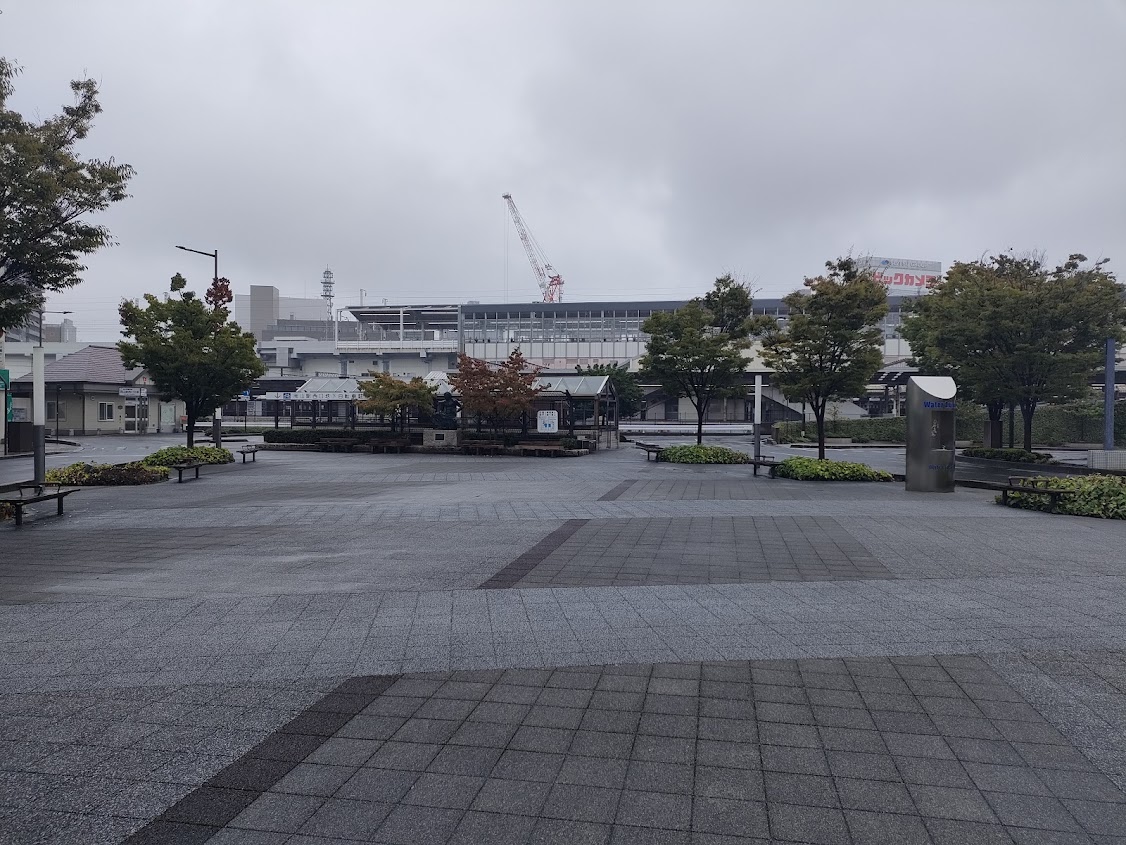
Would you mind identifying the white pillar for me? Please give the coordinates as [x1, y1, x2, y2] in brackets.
[753, 374, 763, 460]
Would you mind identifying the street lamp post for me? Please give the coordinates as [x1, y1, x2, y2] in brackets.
[32, 306, 72, 485]
[174, 245, 223, 448]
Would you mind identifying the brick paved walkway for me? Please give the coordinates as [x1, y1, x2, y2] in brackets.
[1, 448, 1125, 843]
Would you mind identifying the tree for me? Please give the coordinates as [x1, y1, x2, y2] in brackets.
[0, 57, 133, 332]
[760, 258, 888, 459]
[358, 372, 436, 433]
[901, 253, 1124, 450]
[578, 362, 643, 419]
[640, 274, 765, 444]
[118, 274, 265, 446]
[449, 348, 543, 435]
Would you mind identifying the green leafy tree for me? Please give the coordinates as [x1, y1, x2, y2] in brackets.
[760, 258, 888, 459]
[640, 274, 765, 444]
[449, 348, 543, 435]
[0, 57, 133, 332]
[118, 274, 265, 446]
[901, 254, 1124, 450]
[577, 362, 643, 419]
[358, 372, 436, 433]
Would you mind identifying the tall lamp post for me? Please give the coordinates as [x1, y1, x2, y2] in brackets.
[174, 245, 223, 448]
[32, 306, 72, 485]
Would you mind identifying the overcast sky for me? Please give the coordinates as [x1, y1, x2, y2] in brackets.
[3, 0, 1125, 340]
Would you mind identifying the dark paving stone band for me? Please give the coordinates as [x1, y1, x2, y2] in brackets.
[597, 480, 637, 502]
[477, 519, 589, 589]
[120, 675, 400, 845]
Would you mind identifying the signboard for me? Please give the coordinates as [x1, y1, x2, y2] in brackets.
[118, 387, 148, 398]
[537, 410, 559, 434]
[858, 256, 942, 296]
[263, 391, 362, 400]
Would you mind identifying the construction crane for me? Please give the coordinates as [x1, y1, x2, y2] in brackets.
[502, 193, 564, 303]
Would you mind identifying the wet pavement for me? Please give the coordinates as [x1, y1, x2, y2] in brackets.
[2, 446, 1125, 843]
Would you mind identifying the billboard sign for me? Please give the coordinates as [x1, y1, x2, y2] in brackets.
[537, 410, 559, 433]
[859, 256, 942, 296]
[119, 387, 148, 398]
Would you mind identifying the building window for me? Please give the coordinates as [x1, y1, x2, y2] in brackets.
[98, 402, 115, 421]
[46, 400, 66, 420]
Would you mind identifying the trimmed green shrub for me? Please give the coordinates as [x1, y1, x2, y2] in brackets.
[262, 428, 419, 445]
[142, 446, 233, 467]
[772, 401, 1126, 447]
[45, 461, 169, 485]
[660, 445, 751, 464]
[998, 474, 1126, 520]
[961, 448, 1056, 464]
[775, 457, 893, 482]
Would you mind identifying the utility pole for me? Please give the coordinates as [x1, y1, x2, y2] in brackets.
[1106, 338, 1116, 451]
[32, 309, 44, 485]
[32, 305, 72, 485]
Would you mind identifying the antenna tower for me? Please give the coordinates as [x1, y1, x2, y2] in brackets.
[321, 266, 334, 341]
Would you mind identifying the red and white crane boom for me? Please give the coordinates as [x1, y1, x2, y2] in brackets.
[502, 193, 564, 303]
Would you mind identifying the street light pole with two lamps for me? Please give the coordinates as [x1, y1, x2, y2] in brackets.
[174, 245, 223, 448]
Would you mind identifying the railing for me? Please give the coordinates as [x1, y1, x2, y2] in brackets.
[335, 340, 459, 352]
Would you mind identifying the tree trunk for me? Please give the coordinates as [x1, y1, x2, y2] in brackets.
[986, 400, 1004, 422]
[186, 409, 196, 447]
[815, 409, 827, 460]
[1020, 401, 1036, 452]
[696, 401, 707, 445]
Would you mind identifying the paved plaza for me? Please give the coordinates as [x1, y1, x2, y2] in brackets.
[2, 446, 1126, 843]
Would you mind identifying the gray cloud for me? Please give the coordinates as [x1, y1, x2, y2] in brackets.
[3, 0, 1124, 340]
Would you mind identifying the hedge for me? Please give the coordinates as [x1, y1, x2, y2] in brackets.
[960, 448, 1056, 464]
[660, 445, 751, 464]
[773, 401, 1126, 447]
[775, 457, 893, 482]
[998, 474, 1126, 520]
[45, 461, 169, 485]
[262, 428, 421, 445]
[142, 446, 233, 467]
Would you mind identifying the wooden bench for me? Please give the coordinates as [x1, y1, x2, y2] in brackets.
[1000, 476, 1077, 513]
[237, 445, 260, 463]
[1, 484, 80, 527]
[318, 438, 359, 453]
[462, 441, 505, 456]
[370, 439, 411, 454]
[169, 462, 206, 483]
[635, 442, 663, 461]
[516, 442, 565, 457]
[750, 457, 780, 478]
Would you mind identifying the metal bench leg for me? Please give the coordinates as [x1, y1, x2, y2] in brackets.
[57, 497, 65, 516]
[14, 505, 23, 527]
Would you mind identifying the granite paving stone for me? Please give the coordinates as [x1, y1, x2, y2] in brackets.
[3, 447, 1126, 843]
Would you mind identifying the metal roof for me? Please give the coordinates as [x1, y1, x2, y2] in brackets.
[533, 374, 612, 397]
[290, 376, 366, 399]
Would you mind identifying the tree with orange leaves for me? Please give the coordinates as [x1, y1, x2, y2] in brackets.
[449, 348, 543, 435]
